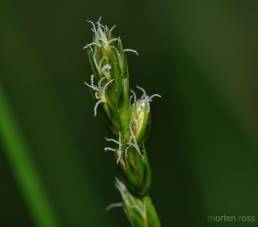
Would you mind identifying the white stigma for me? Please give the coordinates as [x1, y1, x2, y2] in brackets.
[84, 75, 113, 117]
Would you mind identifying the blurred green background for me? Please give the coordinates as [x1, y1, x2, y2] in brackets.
[1, 0, 258, 227]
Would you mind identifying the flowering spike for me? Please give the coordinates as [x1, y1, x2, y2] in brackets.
[84, 18, 161, 227]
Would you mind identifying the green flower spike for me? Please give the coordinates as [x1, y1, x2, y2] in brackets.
[83, 18, 161, 227]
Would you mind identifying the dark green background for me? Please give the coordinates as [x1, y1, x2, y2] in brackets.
[1, 0, 258, 227]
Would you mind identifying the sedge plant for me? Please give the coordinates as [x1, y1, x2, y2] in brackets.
[83, 18, 161, 227]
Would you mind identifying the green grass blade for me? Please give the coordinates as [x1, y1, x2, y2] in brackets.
[0, 84, 60, 227]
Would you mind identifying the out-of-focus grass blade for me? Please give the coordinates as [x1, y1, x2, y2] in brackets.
[0, 84, 60, 227]
[0, 1, 113, 226]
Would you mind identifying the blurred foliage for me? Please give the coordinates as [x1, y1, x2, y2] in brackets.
[0, 0, 258, 227]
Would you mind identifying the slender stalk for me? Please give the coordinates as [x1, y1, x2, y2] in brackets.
[83, 18, 161, 227]
[0, 84, 60, 227]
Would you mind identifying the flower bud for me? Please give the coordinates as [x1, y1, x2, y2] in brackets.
[84, 19, 132, 130]
[120, 144, 151, 196]
[115, 179, 161, 227]
[130, 99, 150, 144]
